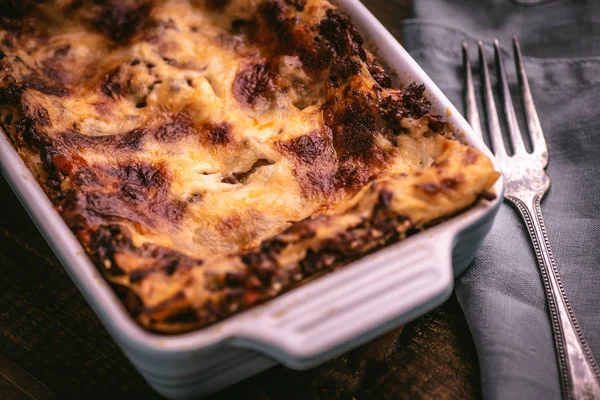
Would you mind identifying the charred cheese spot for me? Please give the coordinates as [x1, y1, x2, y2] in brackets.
[154, 113, 195, 142]
[59, 161, 188, 233]
[203, 121, 232, 145]
[93, 0, 153, 44]
[59, 128, 147, 152]
[328, 99, 382, 160]
[365, 51, 391, 88]
[204, 0, 230, 10]
[233, 63, 276, 109]
[285, 0, 306, 11]
[24, 77, 69, 97]
[276, 131, 336, 197]
[252, 0, 291, 48]
[415, 182, 441, 195]
[319, 9, 365, 61]
[101, 66, 127, 98]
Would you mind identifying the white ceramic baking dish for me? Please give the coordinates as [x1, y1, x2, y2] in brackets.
[0, 1, 504, 398]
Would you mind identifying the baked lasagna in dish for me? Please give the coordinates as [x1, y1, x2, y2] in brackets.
[0, 0, 500, 333]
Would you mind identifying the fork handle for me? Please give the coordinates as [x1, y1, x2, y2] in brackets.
[507, 192, 600, 400]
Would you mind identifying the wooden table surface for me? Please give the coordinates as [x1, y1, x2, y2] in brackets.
[0, 1, 482, 399]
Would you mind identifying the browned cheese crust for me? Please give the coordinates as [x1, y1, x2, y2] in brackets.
[0, 0, 500, 333]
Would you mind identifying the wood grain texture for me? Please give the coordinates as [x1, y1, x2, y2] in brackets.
[0, 1, 482, 399]
[0, 355, 58, 400]
[361, 0, 412, 43]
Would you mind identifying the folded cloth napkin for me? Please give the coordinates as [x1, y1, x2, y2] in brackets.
[401, 1, 600, 398]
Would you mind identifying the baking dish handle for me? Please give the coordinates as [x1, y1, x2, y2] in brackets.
[234, 232, 455, 369]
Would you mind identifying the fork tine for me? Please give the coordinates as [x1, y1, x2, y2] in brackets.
[462, 43, 483, 140]
[494, 39, 527, 155]
[478, 41, 507, 158]
[514, 36, 549, 166]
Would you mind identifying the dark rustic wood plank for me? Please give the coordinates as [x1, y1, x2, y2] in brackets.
[0, 375, 33, 400]
[0, 1, 482, 399]
[0, 354, 59, 400]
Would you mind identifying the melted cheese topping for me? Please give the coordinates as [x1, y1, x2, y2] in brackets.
[0, 0, 500, 332]
[1, 0, 457, 258]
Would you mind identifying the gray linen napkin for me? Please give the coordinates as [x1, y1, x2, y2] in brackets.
[401, 1, 600, 398]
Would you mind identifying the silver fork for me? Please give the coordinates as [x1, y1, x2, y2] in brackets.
[462, 37, 600, 400]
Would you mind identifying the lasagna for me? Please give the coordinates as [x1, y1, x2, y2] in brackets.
[0, 0, 500, 333]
